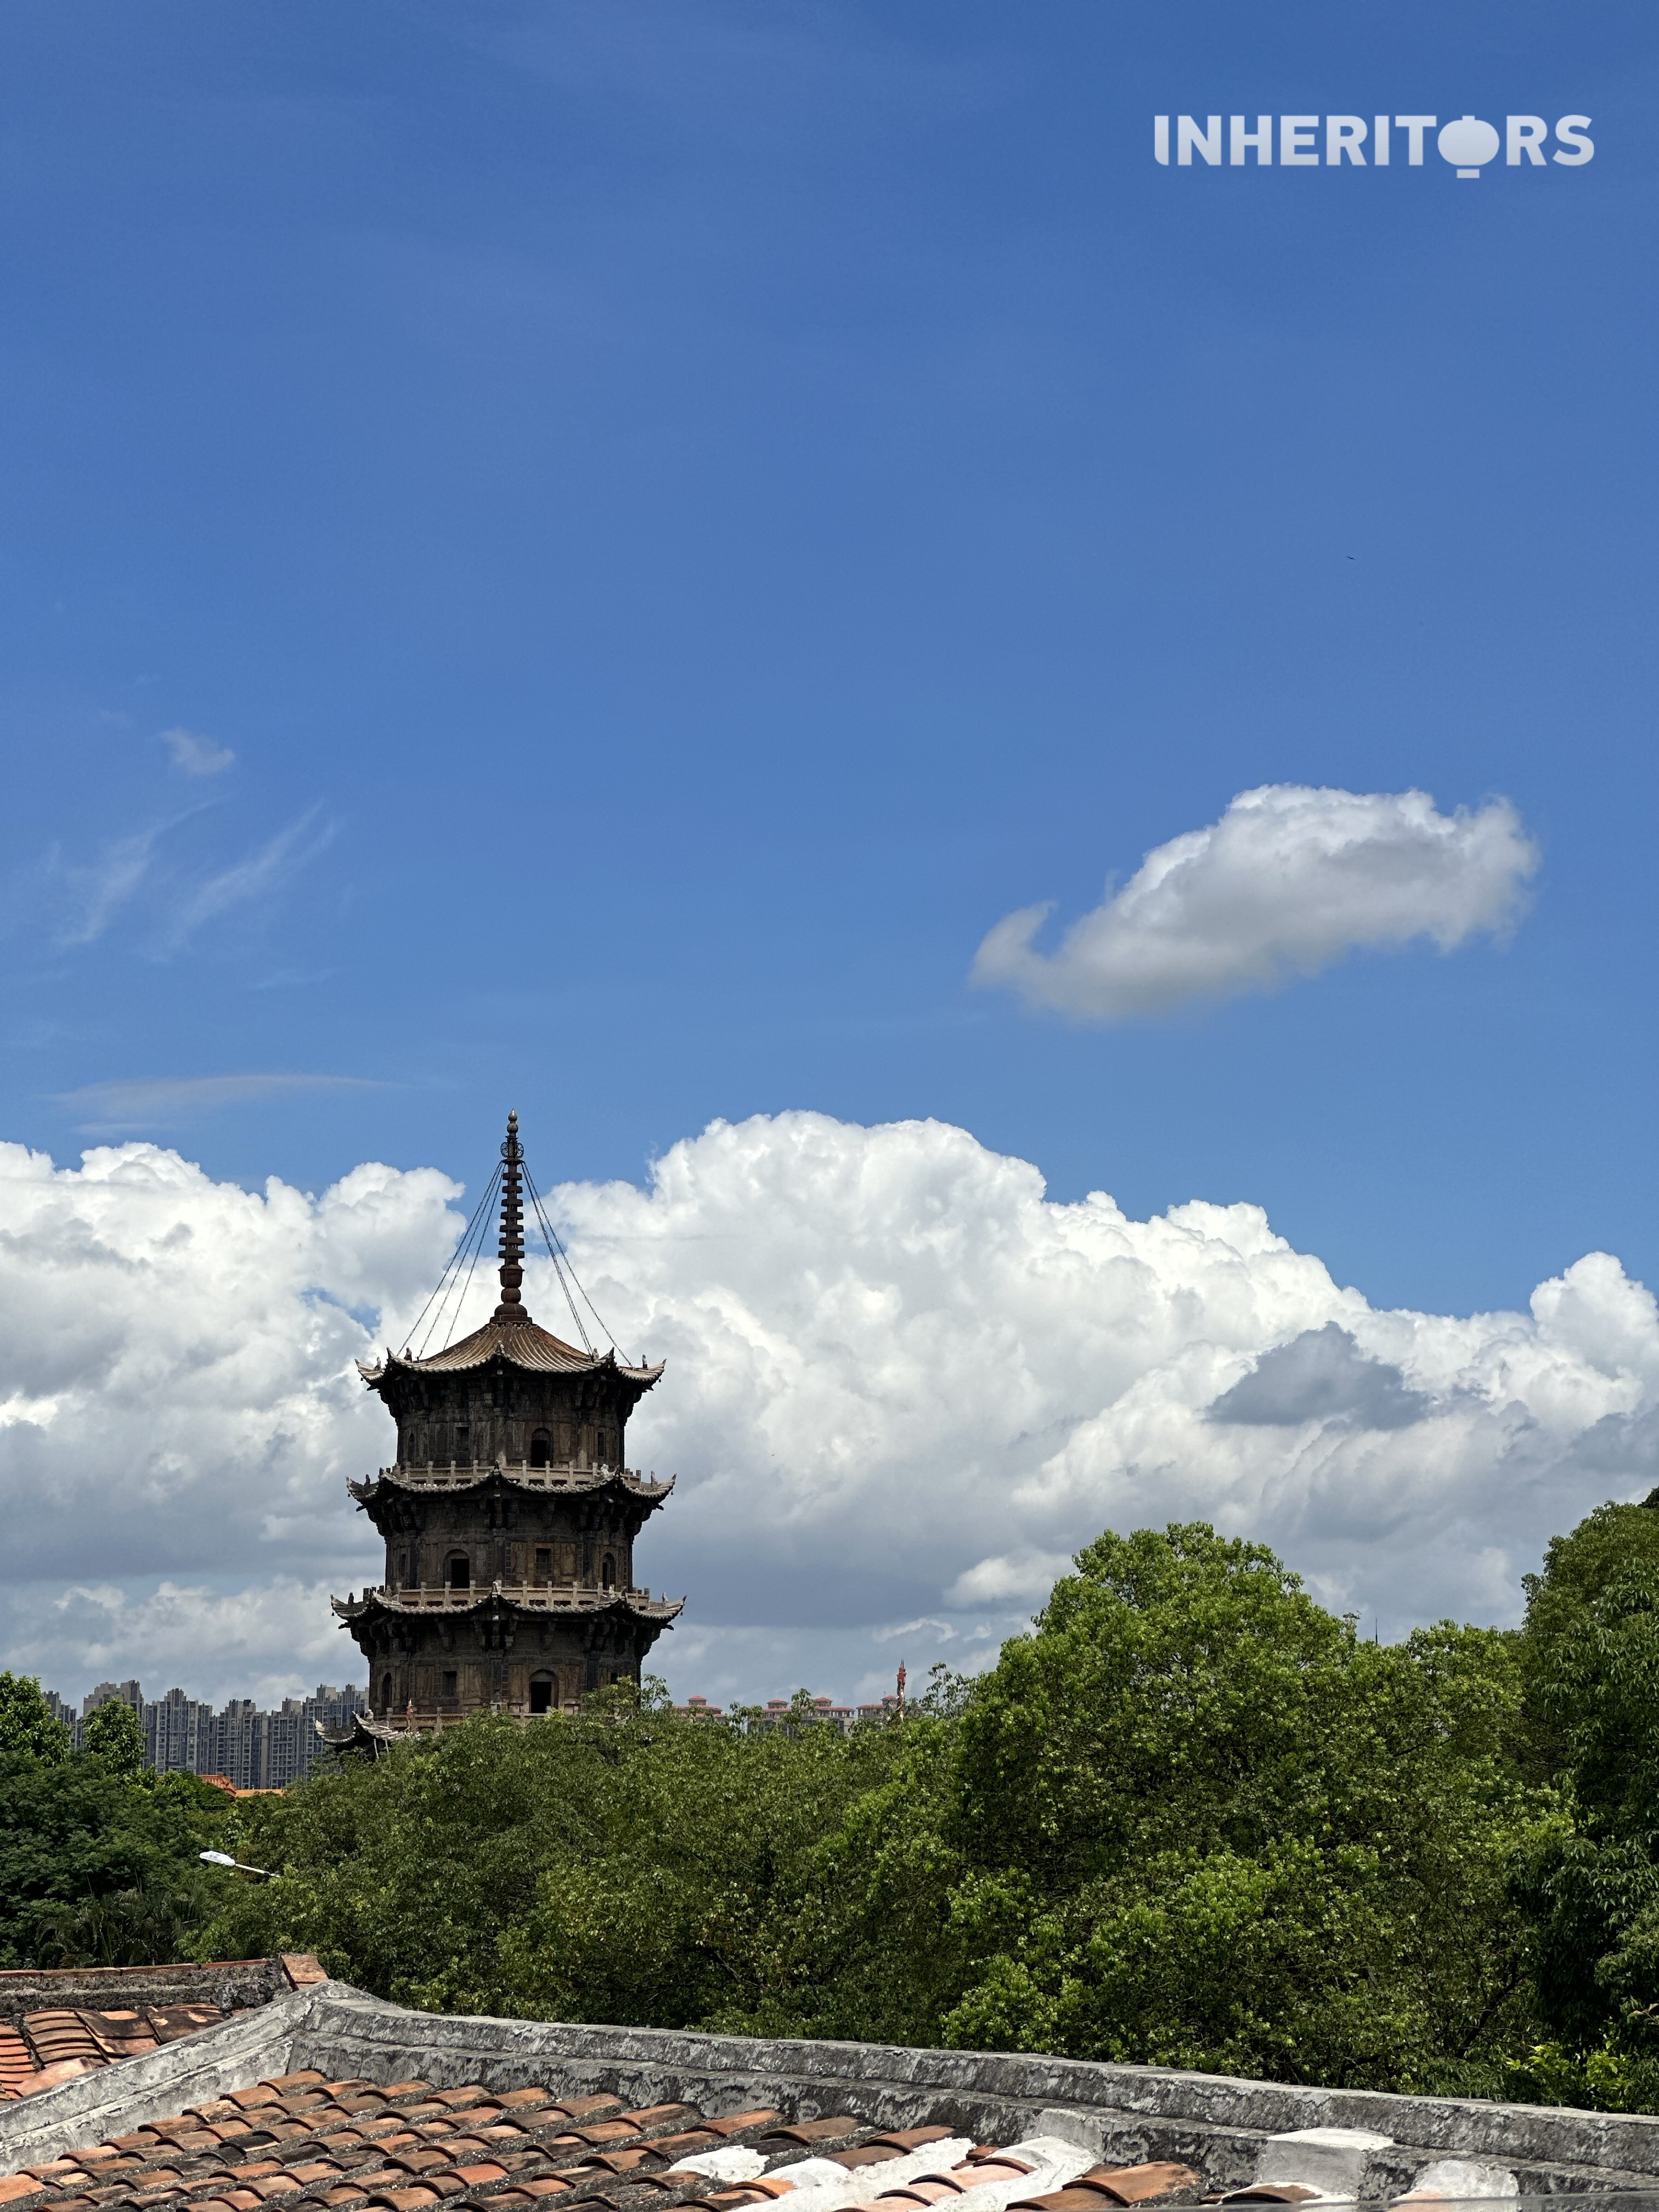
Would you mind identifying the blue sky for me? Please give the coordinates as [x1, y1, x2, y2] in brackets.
[3, 4, 1654, 1327]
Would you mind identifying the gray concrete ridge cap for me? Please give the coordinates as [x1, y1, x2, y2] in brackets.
[8, 1983, 1659, 2194]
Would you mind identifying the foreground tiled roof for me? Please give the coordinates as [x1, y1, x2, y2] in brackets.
[0, 2073, 1201, 2212]
[5, 1979, 1656, 2208]
[0, 1963, 328, 2107]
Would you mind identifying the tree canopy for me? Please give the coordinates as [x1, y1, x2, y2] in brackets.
[0, 1691, 228, 1970]
[0, 1672, 70, 1764]
[198, 1522, 1551, 2095]
[15, 1506, 1659, 2109]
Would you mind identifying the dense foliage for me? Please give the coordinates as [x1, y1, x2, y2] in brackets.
[0, 1674, 229, 1969]
[1505, 1499, 1659, 2108]
[14, 1505, 1659, 2104]
[189, 1519, 1575, 2094]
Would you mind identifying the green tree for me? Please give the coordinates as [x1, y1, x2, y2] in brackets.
[1509, 1496, 1659, 2095]
[194, 1684, 929, 2028]
[934, 1524, 1548, 2090]
[82, 1698, 146, 1778]
[0, 1673, 70, 1764]
[0, 1754, 228, 1970]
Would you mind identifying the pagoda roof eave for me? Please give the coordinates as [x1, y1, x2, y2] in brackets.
[331, 1586, 684, 1628]
[357, 1324, 663, 1392]
[347, 1464, 675, 1508]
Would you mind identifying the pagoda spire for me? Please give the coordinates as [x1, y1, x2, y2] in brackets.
[493, 1109, 529, 1323]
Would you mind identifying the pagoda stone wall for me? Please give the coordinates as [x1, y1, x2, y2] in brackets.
[388, 1369, 636, 1472]
[373, 1479, 640, 1596]
[356, 1602, 653, 1719]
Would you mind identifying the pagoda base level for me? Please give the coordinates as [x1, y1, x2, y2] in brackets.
[322, 1699, 607, 1758]
[339, 1607, 662, 1724]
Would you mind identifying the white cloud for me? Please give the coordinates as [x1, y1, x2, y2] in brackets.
[2, 1112, 1655, 1708]
[945, 1550, 1078, 1607]
[161, 727, 235, 777]
[972, 785, 1539, 1020]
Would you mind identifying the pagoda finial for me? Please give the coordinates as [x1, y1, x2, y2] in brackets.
[494, 1109, 528, 1323]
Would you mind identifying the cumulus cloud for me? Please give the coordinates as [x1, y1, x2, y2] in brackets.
[2, 1113, 1655, 1708]
[972, 785, 1539, 1020]
[161, 727, 235, 777]
[1207, 1323, 1429, 1431]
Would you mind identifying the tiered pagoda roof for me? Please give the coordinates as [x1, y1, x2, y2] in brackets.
[348, 1462, 675, 1506]
[359, 1324, 662, 1390]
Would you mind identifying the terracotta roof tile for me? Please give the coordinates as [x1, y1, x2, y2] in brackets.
[1066, 2166, 1200, 2208]
[650, 2134, 721, 2160]
[0, 2058, 1210, 2212]
[1218, 2192, 1320, 2205]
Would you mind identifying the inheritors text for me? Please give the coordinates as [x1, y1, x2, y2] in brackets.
[1154, 115, 1593, 177]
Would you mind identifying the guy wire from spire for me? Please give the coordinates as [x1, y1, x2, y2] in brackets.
[522, 1165, 596, 1354]
[522, 1162, 636, 1364]
[402, 1164, 501, 1361]
[414, 1164, 501, 1359]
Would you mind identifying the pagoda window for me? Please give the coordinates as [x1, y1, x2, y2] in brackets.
[447, 1553, 471, 1592]
[380, 1672, 392, 1708]
[441, 1671, 458, 1700]
[534, 1546, 552, 1583]
[529, 1673, 557, 1715]
[456, 1424, 470, 1462]
[602, 1554, 616, 1590]
[530, 1430, 551, 1469]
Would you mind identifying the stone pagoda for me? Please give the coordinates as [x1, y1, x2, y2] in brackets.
[329, 1113, 681, 1734]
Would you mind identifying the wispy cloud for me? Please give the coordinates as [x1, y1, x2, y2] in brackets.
[161, 726, 235, 777]
[19, 800, 331, 959]
[159, 806, 334, 951]
[51, 825, 168, 947]
[57, 1073, 383, 1132]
